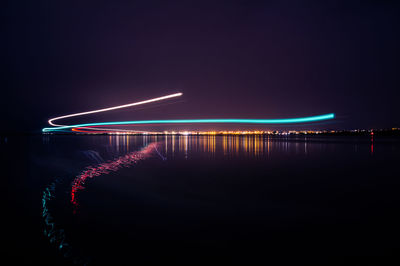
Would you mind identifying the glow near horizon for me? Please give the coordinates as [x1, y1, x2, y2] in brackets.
[42, 113, 335, 132]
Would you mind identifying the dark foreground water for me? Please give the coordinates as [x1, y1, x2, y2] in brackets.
[3, 135, 400, 265]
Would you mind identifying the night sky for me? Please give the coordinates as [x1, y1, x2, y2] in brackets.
[2, 0, 399, 133]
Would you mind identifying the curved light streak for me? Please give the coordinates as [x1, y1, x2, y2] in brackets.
[43, 113, 335, 132]
[47, 92, 183, 132]
[44, 92, 335, 133]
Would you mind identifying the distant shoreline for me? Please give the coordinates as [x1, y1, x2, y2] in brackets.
[2, 128, 400, 137]
[40, 128, 399, 137]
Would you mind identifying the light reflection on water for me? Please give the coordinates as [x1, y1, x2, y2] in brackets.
[82, 134, 382, 159]
[37, 134, 395, 264]
[41, 140, 160, 264]
[70, 142, 159, 212]
[154, 135, 376, 158]
[151, 135, 252, 157]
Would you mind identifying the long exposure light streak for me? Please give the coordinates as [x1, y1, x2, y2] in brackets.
[43, 92, 335, 133]
[43, 113, 335, 132]
[47, 92, 183, 133]
[48, 92, 183, 127]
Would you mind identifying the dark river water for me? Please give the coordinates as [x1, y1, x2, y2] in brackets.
[3, 135, 400, 264]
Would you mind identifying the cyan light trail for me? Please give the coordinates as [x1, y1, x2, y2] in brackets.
[43, 113, 335, 132]
[43, 92, 335, 133]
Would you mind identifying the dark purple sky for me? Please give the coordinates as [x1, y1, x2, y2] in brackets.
[2, 0, 399, 132]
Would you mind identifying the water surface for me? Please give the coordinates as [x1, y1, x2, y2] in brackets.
[3, 135, 400, 264]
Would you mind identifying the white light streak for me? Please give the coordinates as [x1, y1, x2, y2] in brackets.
[48, 92, 183, 132]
